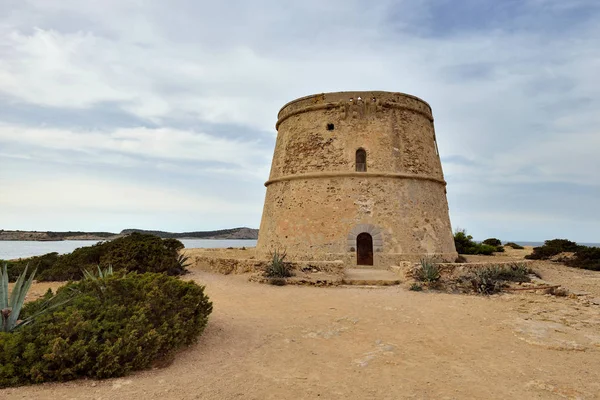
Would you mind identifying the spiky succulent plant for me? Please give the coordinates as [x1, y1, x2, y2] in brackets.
[1, 263, 37, 332]
[82, 264, 114, 281]
[415, 257, 441, 283]
[1, 263, 71, 332]
[264, 249, 292, 278]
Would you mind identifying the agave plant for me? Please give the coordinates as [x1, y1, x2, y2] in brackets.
[177, 254, 191, 270]
[1, 263, 73, 332]
[264, 249, 292, 278]
[1, 263, 37, 332]
[82, 264, 115, 299]
[414, 257, 441, 283]
[82, 264, 114, 281]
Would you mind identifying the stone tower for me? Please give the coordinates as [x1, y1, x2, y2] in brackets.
[257, 91, 457, 267]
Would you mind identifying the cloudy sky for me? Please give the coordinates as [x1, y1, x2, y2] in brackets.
[0, 0, 598, 242]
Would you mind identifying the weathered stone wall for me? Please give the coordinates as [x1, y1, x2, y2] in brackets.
[257, 91, 457, 267]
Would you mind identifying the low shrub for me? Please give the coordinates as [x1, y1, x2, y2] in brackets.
[475, 244, 500, 255]
[264, 249, 293, 278]
[504, 242, 524, 250]
[461, 263, 533, 295]
[494, 263, 533, 282]
[409, 283, 423, 291]
[6, 233, 188, 282]
[3, 253, 60, 281]
[566, 247, 600, 271]
[525, 239, 581, 260]
[414, 258, 440, 283]
[481, 238, 506, 253]
[482, 238, 502, 247]
[0, 272, 212, 387]
[453, 230, 497, 255]
[524, 239, 599, 271]
[163, 238, 185, 252]
[468, 268, 503, 295]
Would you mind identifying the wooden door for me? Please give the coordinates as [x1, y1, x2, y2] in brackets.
[357, 232, 373, 265]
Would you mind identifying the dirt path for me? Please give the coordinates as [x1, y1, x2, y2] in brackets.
[2, 264, 600, 399]
[0, 266, 600, 400]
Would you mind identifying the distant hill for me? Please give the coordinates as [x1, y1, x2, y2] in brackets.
[0, 227, 258, 241]
[0, 230, 118, 241]
[120, 227, 258, 240]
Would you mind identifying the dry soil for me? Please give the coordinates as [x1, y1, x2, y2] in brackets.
[2, 255, 600, 399]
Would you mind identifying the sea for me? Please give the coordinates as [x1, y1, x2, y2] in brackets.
[0, 239, 258, 260]
[1, 239, 598, 261]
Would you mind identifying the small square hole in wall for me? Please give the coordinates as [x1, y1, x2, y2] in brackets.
[326, 123, 335, 131]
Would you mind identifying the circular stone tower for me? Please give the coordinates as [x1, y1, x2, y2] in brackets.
[256, 91, 457, 267]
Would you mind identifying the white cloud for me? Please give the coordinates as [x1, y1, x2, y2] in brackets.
[0, 123, 271, 177]
[0, 0, 599, 238]
[0, 174, 251, 213]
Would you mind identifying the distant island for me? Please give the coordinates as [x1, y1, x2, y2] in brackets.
[0, 227, 259, 241]
[121, 228, 259, 240]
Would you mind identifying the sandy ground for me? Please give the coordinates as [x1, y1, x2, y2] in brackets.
[2, 255, 600, 399]
[7, 281, 65, 302]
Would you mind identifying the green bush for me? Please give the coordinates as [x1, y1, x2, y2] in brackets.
[524, 239, 599, 271]
[6, 233, 187, 282]
[453, 230, 475, 254]
[474, 244, 499, 255]
[525, 239, 581, 260]
[453, 230, 497, 255]
[566, 247, 600, 271]
[504, 242, 524, 250]
[494, 263, 533, 282]
[3, 253, 60, 281]
[482, 238, 502, 247]
[0, 272, 212, 387]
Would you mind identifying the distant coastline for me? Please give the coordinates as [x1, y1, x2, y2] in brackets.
[502, 241, 600, 248]
[0, 227, 259, 241]
[2, 230, 596, 247]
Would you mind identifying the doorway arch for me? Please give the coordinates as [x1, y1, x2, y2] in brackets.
[356, 232, 374, 266]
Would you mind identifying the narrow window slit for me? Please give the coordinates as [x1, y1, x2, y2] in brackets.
[356, 148, 367, 172]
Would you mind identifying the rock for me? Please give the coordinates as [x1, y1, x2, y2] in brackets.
[571, 291, 590, 296]
[590, 298, 600, 305]
[552, 287, 569, 297]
